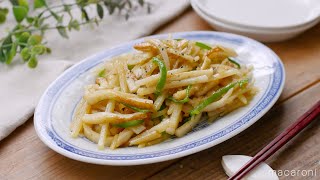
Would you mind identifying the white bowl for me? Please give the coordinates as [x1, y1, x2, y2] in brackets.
[191, 0, 320, 42]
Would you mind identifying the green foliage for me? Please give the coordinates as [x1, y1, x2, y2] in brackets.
[13, 6, 28, 22]
[0, 0, 151, 68]
[57, 26, 68, 38]
[96, 4, 104, 19]
[18, 0, 29, 10]
[34, 0, 47, 9]
[0, 8, 9, 24]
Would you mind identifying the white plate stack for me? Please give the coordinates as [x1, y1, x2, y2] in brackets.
[191, 0, 320, 42]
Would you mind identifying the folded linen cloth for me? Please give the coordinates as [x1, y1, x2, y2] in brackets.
[0, 0, 189, 140]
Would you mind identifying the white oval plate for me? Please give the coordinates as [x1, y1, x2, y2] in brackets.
[190, 0, 320, 42]
[34, 31, 285, 166]
[195, 0, 320, 29]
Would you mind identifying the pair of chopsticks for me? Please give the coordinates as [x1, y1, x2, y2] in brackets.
[229, 99, 320, 180]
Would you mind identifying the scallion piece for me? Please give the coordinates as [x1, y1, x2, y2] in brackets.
[190, 79, 249, 116]
[228, 57, 241, 69]
[168, 85, 192, 103]
[123, 103, 150, 113]
[98, 69, 105, 77]
[195, 41, 212, 50]
[152, 57, 167, 96]
[113, 120, 144, 128]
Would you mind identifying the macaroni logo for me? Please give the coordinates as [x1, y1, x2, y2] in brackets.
[268, 169, 318, 177]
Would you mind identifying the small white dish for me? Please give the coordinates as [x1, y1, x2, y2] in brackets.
[191, 0, 320, 42]
[34, 31, 285, 165]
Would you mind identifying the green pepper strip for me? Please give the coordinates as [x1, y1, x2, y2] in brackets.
[195, 41, 212, 50]
[98, 69, 105, 77]
[113, 119, 144, 128]
[190, 79, 248, 116]
[152, 57, 167, 96]
[228, 57, 241, 69]
[182, 117, 191, 124]
[174, 38, 183, 41]
[123, 103, 150, 113]
[168, 85, 192, 103]
[127, 64, 135, 70]
[159, 103, 166, 111]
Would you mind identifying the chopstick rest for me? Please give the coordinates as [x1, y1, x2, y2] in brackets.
[222, 155, 278, 180]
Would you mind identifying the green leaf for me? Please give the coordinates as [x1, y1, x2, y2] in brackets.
[0, 51, 5, 62]
[0, 8, 9, 14]
[31, 45, 45, 55]
[88, 0, 99, 3]
[13, 6, 28, 22]
[93, 18, 99, 26]
[20, 47, 30, 61]
[64, 4, 72, 17]
[81, 8, 89, 22]
[26, 17, 34, 23]
[0, 36, 13, 62]
[9, 0, 19, 5]
[50, 10, 62, 22]
[105, 3, 115, 15]
[28, 35, 42, 45]
[11, 24, 24, 39]
[0, 12, 6, 24]
[34, 0, 47, 9]
[45, 47, 51, 54]
[57, 26, 68, 39]
[0, 8, 9, 24]
[18, 0, 29, 11]
[97, 4, 104, 19]
[64, 4, 71, 12]
[138, 0, 144, 6]
[68, 20, 80, 31]
[28, 54, 38, 68]
[19, 32, 30, 43]
[6, 43, 17, 65]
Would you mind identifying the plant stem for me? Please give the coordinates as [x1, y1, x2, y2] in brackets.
[38, 3, 78, 18]
[11, 20, 98, 35]
[1, 42, 28, 48]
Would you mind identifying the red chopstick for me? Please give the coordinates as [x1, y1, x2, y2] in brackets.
[228, 99, 320, 180]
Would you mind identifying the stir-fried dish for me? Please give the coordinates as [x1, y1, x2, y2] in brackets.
[70, 38, 257, 150]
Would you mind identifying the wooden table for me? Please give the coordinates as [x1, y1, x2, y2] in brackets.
[1, 9, 320, 180]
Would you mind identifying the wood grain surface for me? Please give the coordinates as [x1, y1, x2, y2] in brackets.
[0, 9, 319, 180]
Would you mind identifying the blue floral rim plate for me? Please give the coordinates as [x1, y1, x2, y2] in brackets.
[34, 31, 285, 165]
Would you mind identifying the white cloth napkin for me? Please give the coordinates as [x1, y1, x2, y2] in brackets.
[0, 0, 189, 140]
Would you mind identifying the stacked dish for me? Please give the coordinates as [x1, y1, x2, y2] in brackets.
[191, 0, 320, 42]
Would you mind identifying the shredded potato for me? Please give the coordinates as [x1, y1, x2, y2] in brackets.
[71, 38, 256, 150]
